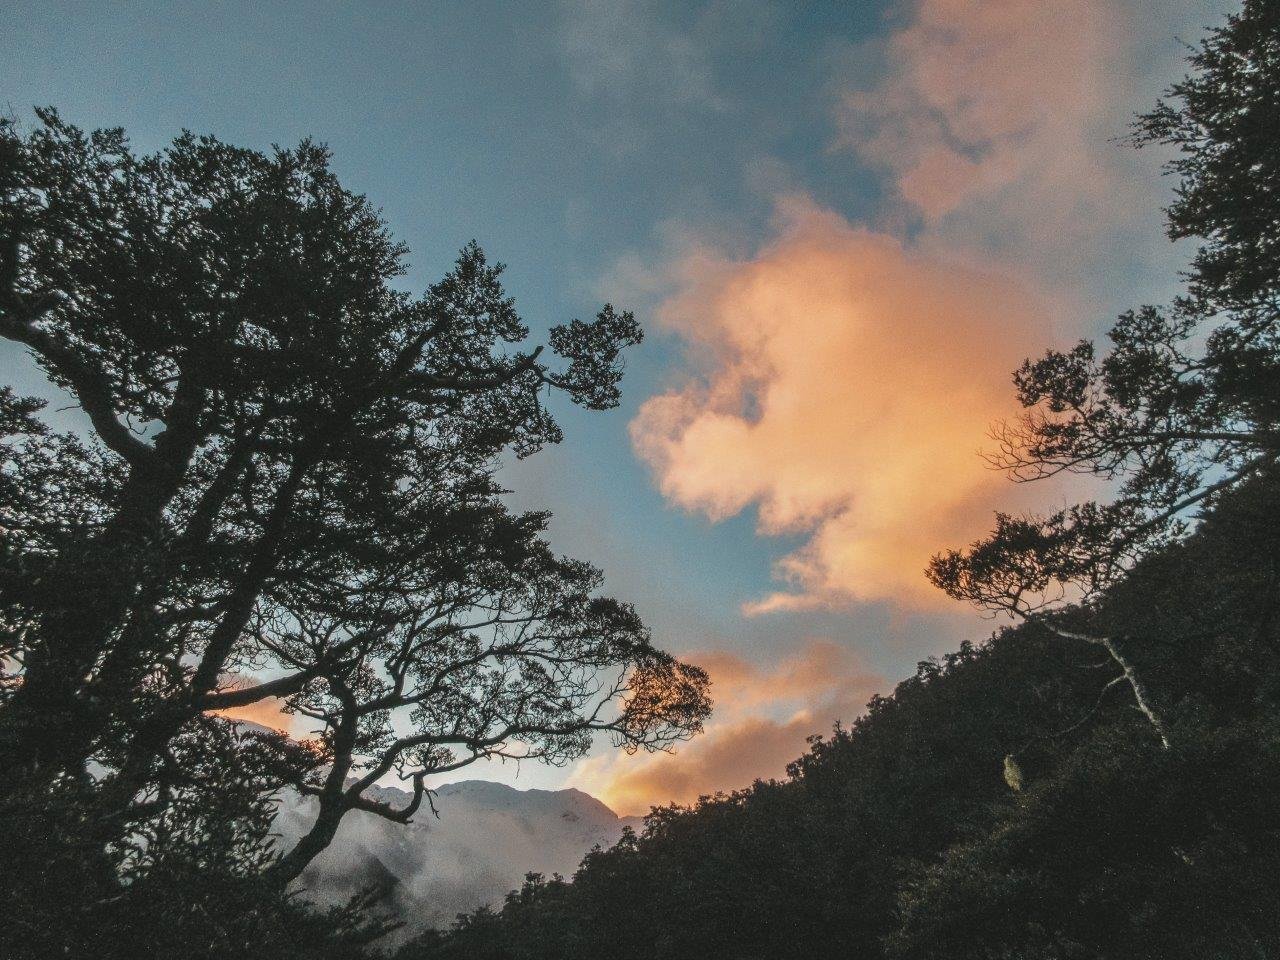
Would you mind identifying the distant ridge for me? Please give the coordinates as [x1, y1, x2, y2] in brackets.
[273, 779, 641, 940]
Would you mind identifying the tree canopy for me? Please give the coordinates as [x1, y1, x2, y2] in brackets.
[928, 0, 1280, 748]
[0, 109, 708, 956]
[3, 2, 1278, 957]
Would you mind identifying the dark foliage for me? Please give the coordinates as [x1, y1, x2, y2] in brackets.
[1, 717, 399, 959]
[0, 110, 707, 954]
[929, 0, 1280, 751]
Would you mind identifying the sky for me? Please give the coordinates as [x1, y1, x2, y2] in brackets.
[3, 0, 1229, 815]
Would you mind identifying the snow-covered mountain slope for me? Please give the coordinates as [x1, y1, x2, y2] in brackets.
[273, 780, 643, 938]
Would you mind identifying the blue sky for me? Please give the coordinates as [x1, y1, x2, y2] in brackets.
[3, 0, 1228, 809]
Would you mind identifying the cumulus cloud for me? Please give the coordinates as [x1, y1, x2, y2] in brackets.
[568, 0, 1218, 809]
[627, 0, 1209, 614]
[571, 639, 882, 815]
[631, 196, 1054, 611]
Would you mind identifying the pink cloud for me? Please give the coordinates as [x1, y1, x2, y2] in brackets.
[208, 673, 299, 736]
[627, 0, 1202, 614]
[631, 197, 1055, 611]
[211, 697, 295, 735]
[840, 0, 1140, 257]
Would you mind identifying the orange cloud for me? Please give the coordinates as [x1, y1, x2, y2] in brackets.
[212, 697, 294, 734]
[627, 0, 1201, 613]
[631, 197, 1054, 611]
[571, 640, 882, 815]
[837, 0, 1155, 274]
[208, 673, 297, 735]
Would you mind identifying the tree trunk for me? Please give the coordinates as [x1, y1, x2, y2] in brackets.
[1094, 634, 1171, 750]
[268, 798, 350, 886]
[0, 458, 187, 789]
[82, 461, 309, 840]
[267, 709, 359, 886]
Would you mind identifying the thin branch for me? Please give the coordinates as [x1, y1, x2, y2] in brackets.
[0, 307, 154, 468]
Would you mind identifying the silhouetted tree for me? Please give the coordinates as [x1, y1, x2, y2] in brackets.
[0, 108, 708, 919]
[1, 712, 399, 959]
[929, 0, 1280, 747]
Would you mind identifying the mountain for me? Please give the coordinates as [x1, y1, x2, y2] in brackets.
[273, 780, 642, 940]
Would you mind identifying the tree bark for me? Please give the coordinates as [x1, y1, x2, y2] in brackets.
[267, 709, 359, 885]
[1043, 623, 1172, 750]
